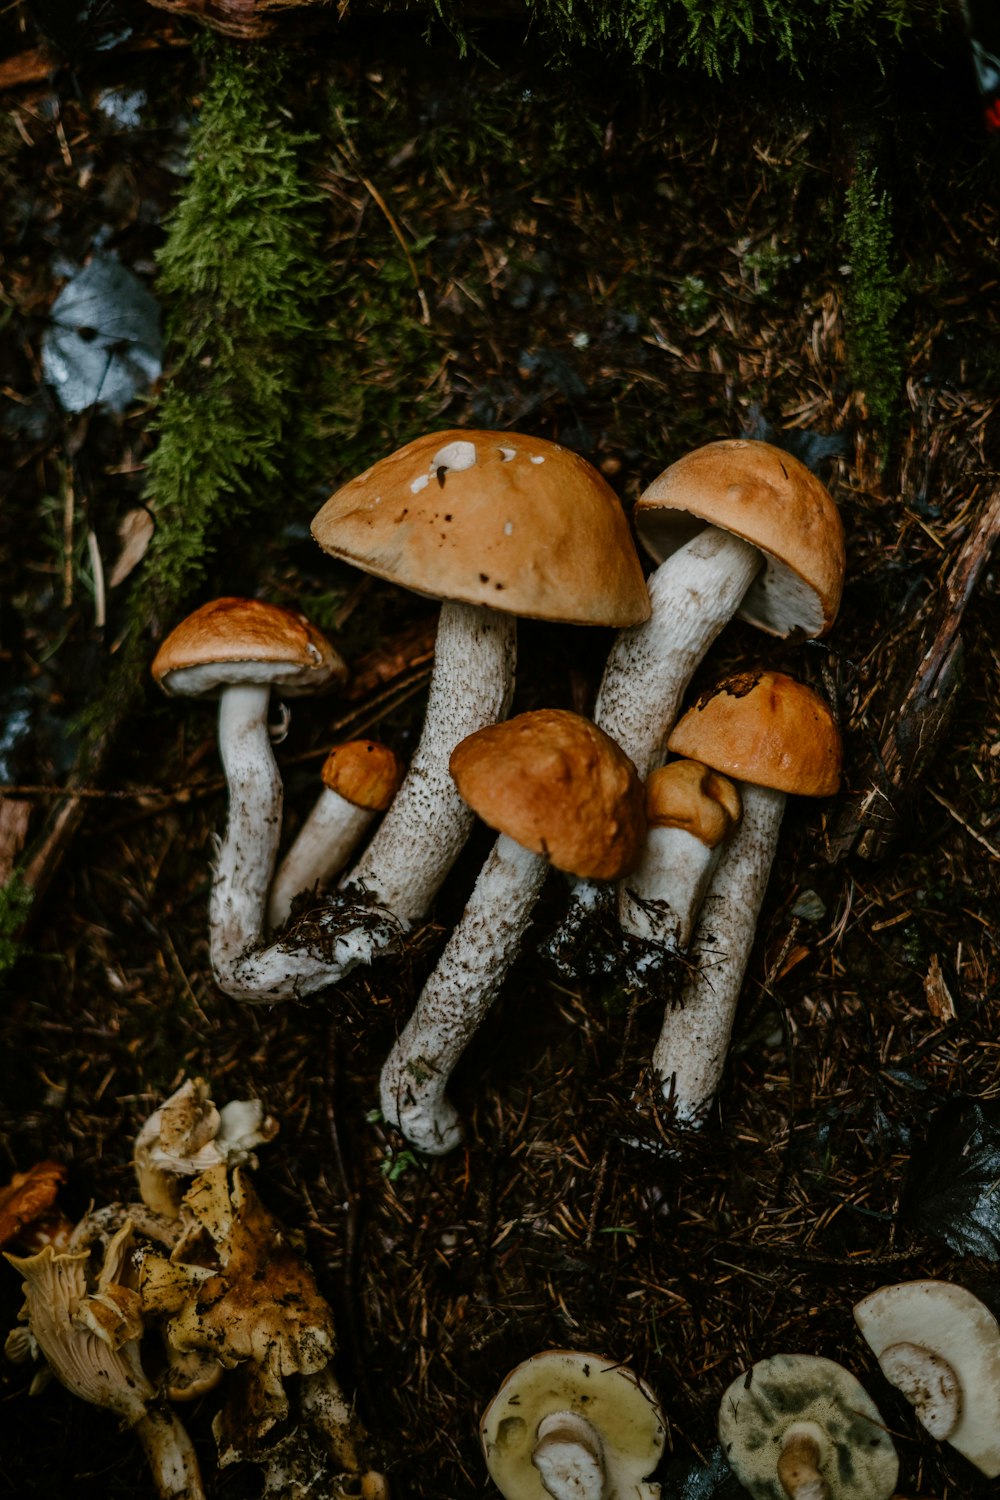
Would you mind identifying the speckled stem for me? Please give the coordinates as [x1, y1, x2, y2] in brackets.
[652, 783, 785, 1125]
[136, 1406, 207, 1500]
[268, 793, 376, 930]
[619, 825, 721, 954]
[345, 600, 517, 925]
[777, 1430, 829, 1500]
[209, 684, 282, 992]
[380, 834, 546, 1154]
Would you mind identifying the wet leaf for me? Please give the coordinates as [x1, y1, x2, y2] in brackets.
[42, 255, 162, 414]
[902, 1098, 1000, 1258]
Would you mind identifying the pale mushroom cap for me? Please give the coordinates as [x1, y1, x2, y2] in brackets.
[853, 1279, 1000, 1478]
[320, 739, 405, 811]
[635, 439, 844, 637]
[646, 759, 742, 847]
[310, 429, 651, 627]
[449, 709, 646, 882]
[151, 598, 347, 698]
[480, 1349, 666, 1500]
[718, 1353, 899, 1500]
[667, 670, 842, 797]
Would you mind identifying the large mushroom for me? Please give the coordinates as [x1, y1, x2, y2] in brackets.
[652, 669, 842, 1125]
[480, 1348, 665, 1500]
[311, 430, 649, 927]
[854, 1279, 1000, 1477]
[379, 709, 646, 1155]
[718, 1353, 898, 1500]
[552, 439, 844, 961]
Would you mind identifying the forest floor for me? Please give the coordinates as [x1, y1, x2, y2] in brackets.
[2, 5, 1000, 1498]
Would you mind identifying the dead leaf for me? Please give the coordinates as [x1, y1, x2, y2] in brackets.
[109, 508, 155, 588]
[924, 952, 957, 1023]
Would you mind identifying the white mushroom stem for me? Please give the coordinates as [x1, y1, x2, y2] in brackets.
[344, 600, 516, 925]
[268, 793, 377, 930]
[653, 783, 785, 1124]
[210, 903, 403, 1005]
[136, 1406, 209, 1500]
[594, 527, 762, 778]
[777, 1427, 829, 1500]
[878, 1341, 961, 1440]
[619, 825, 722, 953]
[532, 1410, 606, 1500]
[380, 833, 546, 1154]
[209, 683, 283, 992]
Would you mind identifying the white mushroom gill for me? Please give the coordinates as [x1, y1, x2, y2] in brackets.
[344, 602, 516, 926]
[532, 1410, 607, 1500]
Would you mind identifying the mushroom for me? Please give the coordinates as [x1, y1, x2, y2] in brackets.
[553, 439, 844, 961]
[5, 1222, 206, 1499]
[311, 430, 649, 927]
[133, 1075, 278, 1219]
[652, 669, 842, 1125]
[379, 709, 646, 1154]
[480, 1348, 665, 1500]
[718, 1353, 898, 1500]
[853, 1279, 1000, 1477]
[152, 596, 355, 999]
[619, 758, 742, 958]
[268, 738, 405, 930]
[0, 1161, 70, 1252]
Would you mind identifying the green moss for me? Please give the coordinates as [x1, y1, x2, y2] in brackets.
[0, 874, 32, 977]
[843, 154, 906, 447]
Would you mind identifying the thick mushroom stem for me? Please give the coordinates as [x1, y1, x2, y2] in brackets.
[594, 527, 762, 778]
[380, 833, 546, 1154]
[777, 1428, 829, 1500]
[619, 825, 722, 954]
[268, 794, 376, 931]
[652, 782, 785, 1124]
[136, 1406, 209, 1500]
[878, 1342, 961, 1440]
[345, 601, 516, 925]
[532, 1410, 606, 1500]
[209, 683, 283, 992]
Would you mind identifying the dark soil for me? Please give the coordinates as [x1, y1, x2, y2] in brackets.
[2, 5, 1000, 1499]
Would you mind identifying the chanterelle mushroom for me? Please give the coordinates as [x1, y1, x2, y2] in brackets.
[268, 738, 405, 930]
[653, 669, 841, 1125]
[379, 709, 646, 1154]
[311, 430, 649, 927]
[854, 1279, 1000, 1477]
[152, 597, 384, 1003]
[718, 1353, 898, 1500]
[481, 1348, 665, 1500]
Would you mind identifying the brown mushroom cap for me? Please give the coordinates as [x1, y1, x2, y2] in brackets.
[151, 598, 347, 698]
[449, 709, 646, 882]
[646, 759, 742, 848]
[634, 439, 845, 637]
[320, 740, 404, 812]
[310, 429, 650, 627]
[667, 669, 842, 797]
[0, 1162, 67, 1250]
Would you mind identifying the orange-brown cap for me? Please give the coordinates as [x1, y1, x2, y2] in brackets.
[646, 759, 742, 848]
[151, 598, 347, 698]
[634, 439, 845, 638]
[311, 430, 651, 627]
[0, 1161, 67, 1250]
[667, 670, 842, 796]
[321, 739, 404, 811]
[449, 709, 646, 881]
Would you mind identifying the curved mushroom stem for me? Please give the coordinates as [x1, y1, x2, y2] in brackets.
[209, 684, 283, 991]
[136, 1405, 208, 1500]
[268, 794, 377, 931]
[532, 1410, 606, 1500]
[345, 601, 517, 925]
[776, 1428, 829, 1500]
[551, 529, 761, 962]
[619, 824, 723, 954]
[380, 834, 546, 1154]
[652, 783, 785, 1124]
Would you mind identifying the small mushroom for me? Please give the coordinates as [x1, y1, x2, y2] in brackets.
[268, 738, 405, 930]
[718, 1353, 898, 1500]
[853, 1279, 1000, 1477]
[379, 709, 646, 1154]
[653, 670, 842, 1124]
[480, 1348, 665, 1500]
[619, 758, 742, 955]
[0, 1161, 71, 1252]
[133, 1076, 278, 1218]
[152, 597, 352, 1000]
[5, 1222, 206, 1499]
[312, 430, 649, 927]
